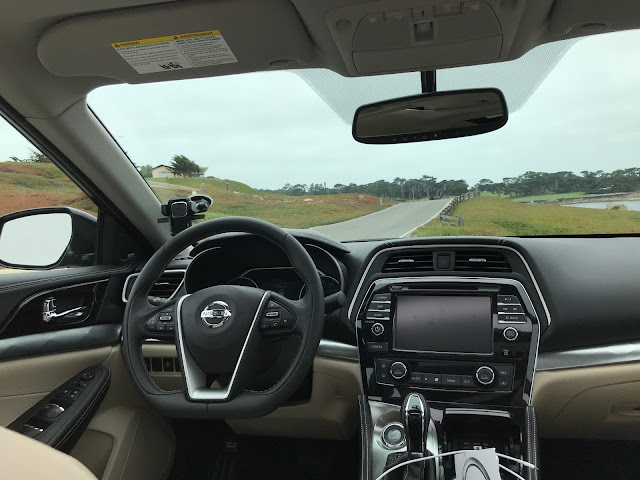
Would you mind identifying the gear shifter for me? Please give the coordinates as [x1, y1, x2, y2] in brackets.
[402, 392, 430, 454]
[392, 392, 435, 480]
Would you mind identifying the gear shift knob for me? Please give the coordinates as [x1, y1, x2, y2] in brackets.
[402, 393, 430, 454]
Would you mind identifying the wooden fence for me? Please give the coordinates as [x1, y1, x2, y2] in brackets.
[439, 191, 479, 226]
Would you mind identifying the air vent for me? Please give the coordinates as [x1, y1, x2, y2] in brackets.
[122, 269, 186, 302]
[382, 253, 434, 273]
[454, 250, 511, 272]
[149, 271, 185, 298]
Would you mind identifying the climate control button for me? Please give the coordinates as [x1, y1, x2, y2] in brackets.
[390, 362, 408, 380]
[475, 366, 495, 385]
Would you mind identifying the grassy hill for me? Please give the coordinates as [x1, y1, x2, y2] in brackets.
[0, 162, 395, 228]
[150, 176, 260, 195]
[151, 180, 393, 229]
[0, 162, 97, 215]
[413, 196, 640, 236]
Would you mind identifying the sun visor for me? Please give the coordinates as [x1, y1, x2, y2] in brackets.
[325, 0, 526, 75]
[37, 0, 315, 83]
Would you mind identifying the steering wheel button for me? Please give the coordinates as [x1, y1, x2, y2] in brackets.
[159, 315, 172, 321]
[265, 310, 280, 318]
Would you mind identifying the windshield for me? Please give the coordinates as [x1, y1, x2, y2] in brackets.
[88, 30, 640, 241]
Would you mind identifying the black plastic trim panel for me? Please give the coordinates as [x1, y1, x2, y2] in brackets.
[0, 324, 121, 361]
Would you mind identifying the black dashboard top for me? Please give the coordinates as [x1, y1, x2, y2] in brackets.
[167, 232, 640, 355]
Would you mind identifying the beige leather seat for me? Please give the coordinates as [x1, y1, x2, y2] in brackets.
[1, 426, 96, 479]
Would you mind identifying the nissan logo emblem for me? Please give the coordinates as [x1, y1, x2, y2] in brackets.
[200, 300, 232, 328]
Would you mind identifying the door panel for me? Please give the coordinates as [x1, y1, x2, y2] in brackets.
[0, 347, 112, 426]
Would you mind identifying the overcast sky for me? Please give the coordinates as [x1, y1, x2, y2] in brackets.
[2, 30, 639, 190]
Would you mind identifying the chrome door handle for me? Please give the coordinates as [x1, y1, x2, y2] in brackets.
[42, 297, 89, 323]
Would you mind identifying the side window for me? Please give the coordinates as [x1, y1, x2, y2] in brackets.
[0, 116, 98, 274]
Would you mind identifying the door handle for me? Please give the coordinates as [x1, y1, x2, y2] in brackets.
[42, 297, 89, 323]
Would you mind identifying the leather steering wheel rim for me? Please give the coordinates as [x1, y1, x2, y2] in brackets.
[122, 217, 324, 419]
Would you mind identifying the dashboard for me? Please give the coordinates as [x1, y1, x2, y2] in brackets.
[123, 231, 640, 443]
[136, 231, 640, 370]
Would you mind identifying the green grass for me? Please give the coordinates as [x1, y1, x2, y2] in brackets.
[413, 196, 640, 237]
[511, 192, 585, 202]
[0, 162, 97, 215]
[0, 163, 396, 228]
[150, 177, 260, 195]
[153, 183, 395, 229]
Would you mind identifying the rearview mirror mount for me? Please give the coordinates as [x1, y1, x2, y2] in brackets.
[352, 88, 508, 145]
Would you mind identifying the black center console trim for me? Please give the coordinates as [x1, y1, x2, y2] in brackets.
[356, 277, 540, 407]
[347, 244, 551, 329]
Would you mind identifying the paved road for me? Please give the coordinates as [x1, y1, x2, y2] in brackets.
[313, 198, 452, 241]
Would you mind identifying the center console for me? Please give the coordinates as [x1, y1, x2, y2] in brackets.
[352, 257, 543, 480]
[359, 278, 537, 405]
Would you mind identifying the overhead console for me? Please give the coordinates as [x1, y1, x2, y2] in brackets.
[325, 0, 527, 74]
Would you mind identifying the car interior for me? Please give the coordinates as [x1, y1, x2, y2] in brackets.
[1, 0, 640, 479]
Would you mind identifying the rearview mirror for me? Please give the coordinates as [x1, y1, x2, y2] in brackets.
[0, 208, 96, 270]
[352, 88, 508, 144]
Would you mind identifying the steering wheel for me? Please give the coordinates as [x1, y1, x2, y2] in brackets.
[122, 217, 324, 418]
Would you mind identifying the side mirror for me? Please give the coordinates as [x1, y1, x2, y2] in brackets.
[0, 208, 96, 270]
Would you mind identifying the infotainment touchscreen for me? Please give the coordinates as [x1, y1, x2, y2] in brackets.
[394, 295, 492, 354]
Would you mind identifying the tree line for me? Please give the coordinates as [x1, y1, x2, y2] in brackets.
[265, 176, 470, 200]
[477, 168, 640, 197]
[266, 168, 640, 199]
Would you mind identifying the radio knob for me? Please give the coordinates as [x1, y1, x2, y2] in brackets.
[390, 362, 408, 380]
[371, 323, 385, 336]
[475, 366, 495, 385]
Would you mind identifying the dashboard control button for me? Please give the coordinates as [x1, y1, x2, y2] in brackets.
[497, 295, 520, 305]
[496, 365, 513, 378]
[461, 376, 475, 387]
[381, 423, 406, 449]
[436, 254, 450, 269]
[498, 313, 526, 323]
[423, 373, 442, 386]
[503, 327, 519, 341]
[499, 305, 524, 314]
[409, 372, 422, 384]
[390, 362, 408, 379]
[366, 311, 390, 320]
[389, 285, 408, 292]
[370, 302, 390, 311]
[371, 323, 385, 336]
[497, 377, 512, 390]
[373, 293, 391, 302]
[475, 366, 495, 385]
[367, 342, 388, 353]
[443, 374, 461, 387]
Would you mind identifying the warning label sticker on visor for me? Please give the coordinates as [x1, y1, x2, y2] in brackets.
[111, 30, 238, 74]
